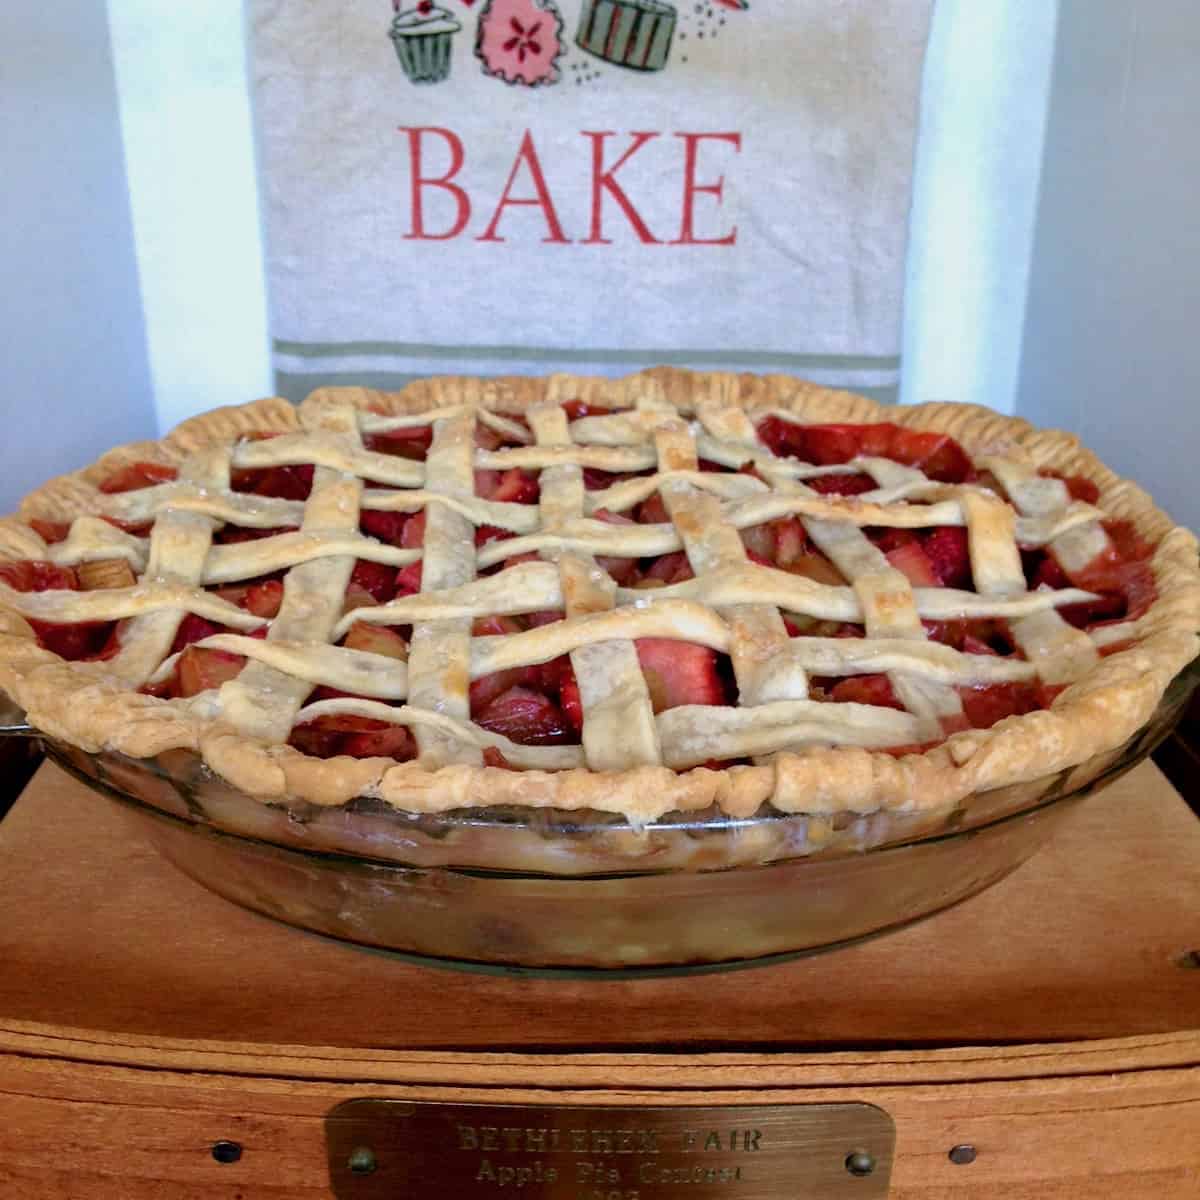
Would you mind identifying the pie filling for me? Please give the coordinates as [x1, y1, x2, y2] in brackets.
[2, 405, 1157, 772]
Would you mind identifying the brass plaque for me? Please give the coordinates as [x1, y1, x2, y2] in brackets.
[326, 1100, 894, 1198]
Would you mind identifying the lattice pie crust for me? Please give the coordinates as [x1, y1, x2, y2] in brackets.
[1, 371, 1197, 822]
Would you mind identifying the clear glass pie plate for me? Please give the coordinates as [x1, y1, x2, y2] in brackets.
[3, 660, 1196, 976]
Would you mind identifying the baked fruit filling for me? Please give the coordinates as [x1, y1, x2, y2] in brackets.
[1, 398, 1161, 778]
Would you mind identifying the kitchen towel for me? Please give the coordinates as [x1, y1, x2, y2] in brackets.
[251, 0, 934, 399]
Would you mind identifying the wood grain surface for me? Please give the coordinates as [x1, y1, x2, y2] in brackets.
[0, 762, 1197, 1197]
[2, 762, 1197, 1049]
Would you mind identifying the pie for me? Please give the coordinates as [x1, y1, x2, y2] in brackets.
[1, 370, 1197, 827]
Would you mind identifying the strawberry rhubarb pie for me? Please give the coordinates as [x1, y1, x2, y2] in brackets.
[1, 371, 1197, 857]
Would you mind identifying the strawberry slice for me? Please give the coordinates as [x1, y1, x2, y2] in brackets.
[0, 561, 78, 592]
[559, 666, 583, 734]
[475, 686, 572, 745]
[525, 610, 565, 628]
[341, 724, 417, 760]
[364, 424, 432, 460]
[921, 526, 971, 588]
[869, 528, 918, 553]
[99, 461, 178, 494]
[394, 561, 423, 596]
[756, 419, 972, 484]
[350, 560, 397, 604]
[588, 508, 640, 583]
[1032, 552, 1070, 590]
[640, 551, 694, 586]
[1039, 469, 1100, 505]
[473, 613, 525, 637]
[470, 668, 529, 714]
[635, 640, 725, 712]
[476, 524, 515, 549]
[492, 468, 540, 504]
[214, 524, 297, 545]
[170, 614, 226, 654]
[27, 618, 114, 661]
[1102, 519, 1153, 562]
[230, 464, 314, 501]
[636, 493, 670, 525]
[959, 683, 1038, 730]
[289, 712, 387, 758]
[360, 510, 410, 545]
[582, 467, 619, 490]
[178, 646, 245, 697]
[562, 400, 604, 421]
[888, 428, 971, 483]
[885, 541, 940, 587]
[398, 510, 426, 549]
[961, 634, 998, 656]
[28, 519, 71, 544]
[829, 674, 904, 710]
[809, 473, 875, 496]
[598, 554, 639, 585]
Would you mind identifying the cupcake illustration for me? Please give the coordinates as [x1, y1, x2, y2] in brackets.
[577, 0, 677, 72]
[476, 0, 565, 87]
[389, 0, 462, 84]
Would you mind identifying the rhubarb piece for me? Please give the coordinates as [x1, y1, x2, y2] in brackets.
[178, 646, 245, 697]
[921, 526, 972, 588]
[76, 559, 137, 591]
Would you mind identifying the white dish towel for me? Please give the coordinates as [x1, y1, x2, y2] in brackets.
[252, 0, 934, 396]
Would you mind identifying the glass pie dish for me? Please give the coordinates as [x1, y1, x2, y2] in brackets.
[3, 657, 1195, 975]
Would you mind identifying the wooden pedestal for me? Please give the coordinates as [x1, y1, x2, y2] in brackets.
[1, 762, 1197, 1198]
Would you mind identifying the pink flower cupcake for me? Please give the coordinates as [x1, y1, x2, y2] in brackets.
[475, 0, 565, 87]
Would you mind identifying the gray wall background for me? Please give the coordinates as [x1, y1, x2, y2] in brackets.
[1018, 0, 1200, 532]
[0, 2, 155, 514]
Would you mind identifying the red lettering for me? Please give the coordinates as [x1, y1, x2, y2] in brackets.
[477, 130, 570, 244]
[401, 126, 470, 241]
[672, 132, 740, 246]
[583, 131, 662, 245]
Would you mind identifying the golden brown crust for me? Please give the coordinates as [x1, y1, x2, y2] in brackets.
[1, 370, 1198, 821]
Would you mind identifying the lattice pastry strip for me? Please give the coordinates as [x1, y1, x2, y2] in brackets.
[214, 402, 365, 742]
[794, 497, 964, 738]
[664, 399, 808, 707]
[529, 396, 659, 771]
[105, 445, 230, 687]
[976, 459, 1101, 685]
[404, 410, 482, 768]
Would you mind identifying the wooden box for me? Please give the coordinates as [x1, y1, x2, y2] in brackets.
[0, 761, 1197, 1198]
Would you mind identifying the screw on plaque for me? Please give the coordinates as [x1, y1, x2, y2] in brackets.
[348, 1146, 378, 1175]
[1177, 949, 1200, 970]
[844, 1150, 876, 1177]
[949, 1144, 978, 1165]
[211, 1140, 243, 1164]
